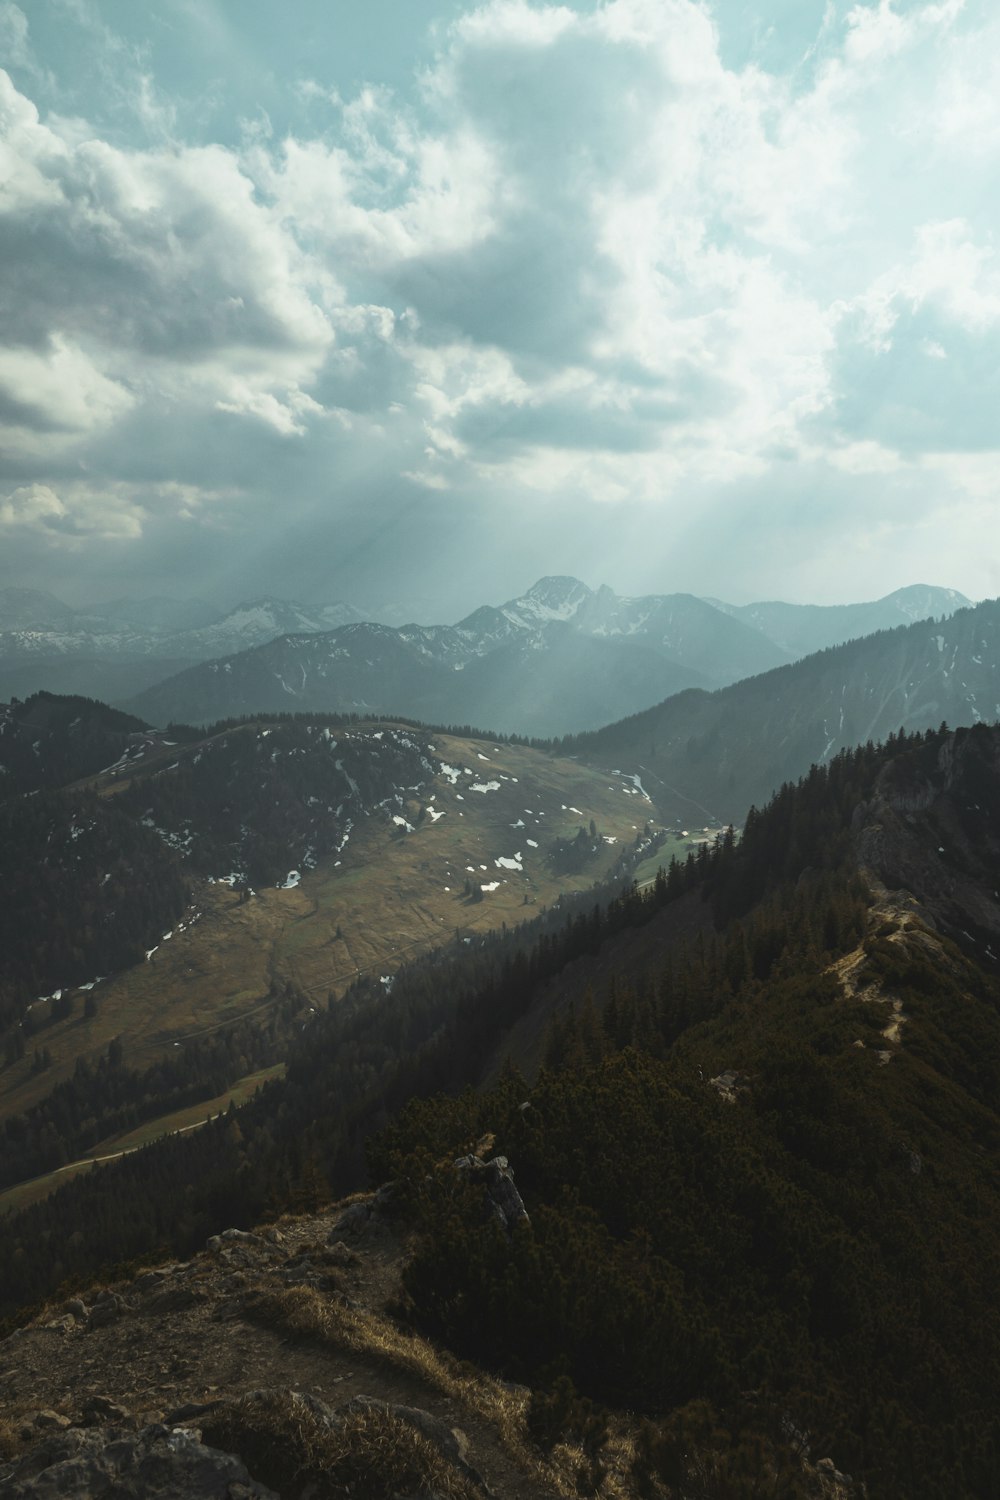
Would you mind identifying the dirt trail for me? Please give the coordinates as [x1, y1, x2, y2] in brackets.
[829, 877, 921, 1063]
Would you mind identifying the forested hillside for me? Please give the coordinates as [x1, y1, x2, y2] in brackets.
[0, 692, 148, 797]
[3, 723, 1000, 1494]
[568, 597, 1000, 823]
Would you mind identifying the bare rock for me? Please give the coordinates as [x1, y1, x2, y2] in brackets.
[330, 1201, 371, 1237]
[31, 1413, 70, 1434]
[40, 1318, 76, 1336]
[708, 1069, 750, 1103]
[86, 1294, 125, 1330]
[0, 1422, 279, 1498]
[325, 1240, 360, 1268]
[454, 1154, 530, 1233]
[80, 1394, 131, 1425]
[206, 1229, 261, 1254]
[131, 1271, 168, 1295]
[142, 1283, 209, 1316]
[162, 1400, 225, 1426]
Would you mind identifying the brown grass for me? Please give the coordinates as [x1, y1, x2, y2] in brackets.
[0, 1417, 21, 1462]
[246, 1286, 640, 1499]
[200, 1387, 481, 1500]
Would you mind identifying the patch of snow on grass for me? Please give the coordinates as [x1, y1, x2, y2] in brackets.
[526, 838, 539, 848]
[470, 780, 501, 793]
[280, 870, 302, 889]
[426, 806, 446, 821]
[481, 881, 500, 892]
[495, 854, 523, 871]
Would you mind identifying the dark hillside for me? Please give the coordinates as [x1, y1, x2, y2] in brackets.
[567, 597, 1000, 823]
[0, 692, 148, 798]
[3, 725, 1000, 1494]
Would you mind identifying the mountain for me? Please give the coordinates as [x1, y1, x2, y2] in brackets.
[80, 595, 222, 632]
[167, 597, 368, 658]
[0, 588, 78, 633]
[569, 596, 1000, 824]
[3, 722, 1000, 1496]
[124, 577, 791, 734]
[0, 592, 367, 662]
[3, 580, 968, 738]
[0, 592, 369, 707]
[707, 582, 971, 657]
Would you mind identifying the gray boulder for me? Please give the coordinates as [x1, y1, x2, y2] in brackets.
[453, 1154, 530, 1232]
[0, 1422, 278, 1498]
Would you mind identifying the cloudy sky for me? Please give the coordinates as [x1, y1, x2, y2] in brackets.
[1, 0, 998, 618]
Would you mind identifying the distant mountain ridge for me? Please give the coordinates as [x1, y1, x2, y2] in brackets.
[124, 577, 970, 736]
[569, 596, 1000, 823]
[708, 583, 971, 657]
[0, 592, 369, 705]
[0, 592, 367, 660]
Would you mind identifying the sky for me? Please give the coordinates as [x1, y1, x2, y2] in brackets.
[1, 0, 998, 619]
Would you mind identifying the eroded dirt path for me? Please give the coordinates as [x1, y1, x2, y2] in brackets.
[828, 877, 922, 1064]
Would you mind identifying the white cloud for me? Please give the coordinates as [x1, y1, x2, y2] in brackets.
[0, 336, 135, 454]
[2, 1, 999, 606]
[0, 481, 142, 540]
[0, 482, 67, 530]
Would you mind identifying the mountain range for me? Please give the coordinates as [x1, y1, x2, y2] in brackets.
[124, 577, 970, 736]
[0, 591, 368, 705]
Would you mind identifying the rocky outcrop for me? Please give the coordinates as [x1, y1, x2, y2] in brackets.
[454, 1154, 530, 1232]
[0, 1421, 279, 1498]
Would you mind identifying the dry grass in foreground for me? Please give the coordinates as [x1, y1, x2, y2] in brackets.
[246, 1285, 640, 1500]
[201, 1387, 481, 1500]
